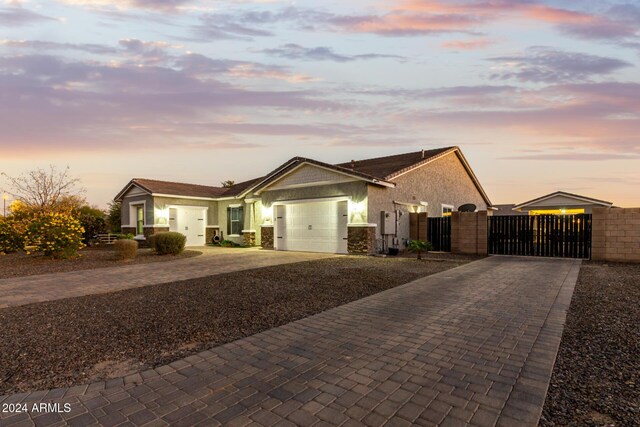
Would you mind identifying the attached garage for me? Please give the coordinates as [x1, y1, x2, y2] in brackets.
[169, 206, 206, 246]
[275, 200, 348, 254]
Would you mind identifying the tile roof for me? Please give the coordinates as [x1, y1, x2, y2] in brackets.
[131, 178, 228, 198]
[118, 146, 481, 202]
[223, 176, 265, 197]
[336, 147, 456, 179]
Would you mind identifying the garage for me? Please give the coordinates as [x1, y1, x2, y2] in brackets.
[275, 200, 348, 254]
[169, 207, 206, 246]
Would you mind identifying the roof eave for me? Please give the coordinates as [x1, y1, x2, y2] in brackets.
[513, 191, 613, 210]
[114, 180, 152, 202]
[253, 158, 394, 195]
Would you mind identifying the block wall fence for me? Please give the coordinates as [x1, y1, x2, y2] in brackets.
[591, 207, 640, 263]
[445, 208, 639, 263]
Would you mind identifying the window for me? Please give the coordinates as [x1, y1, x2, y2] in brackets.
[136, 205, 144, 235]
[227, 206, 244, 235]
[442, 204, 454, 217]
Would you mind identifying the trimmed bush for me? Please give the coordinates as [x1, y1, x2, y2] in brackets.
[25, 212, 85, 259]
[151, 232, 186, 255]
[146, 233, 159, 251]
[114, 239, 138, 260]
[0, 217, 25, 254]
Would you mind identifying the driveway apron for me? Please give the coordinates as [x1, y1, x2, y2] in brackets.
[0, 256, 581, 426]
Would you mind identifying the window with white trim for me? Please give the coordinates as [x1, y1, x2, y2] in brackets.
[227, 206, 244, 235]
[442, 204, 454, 217]
[135, 205, 144, 234]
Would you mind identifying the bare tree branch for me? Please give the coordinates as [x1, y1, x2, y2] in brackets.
[1, 165, 86, 212]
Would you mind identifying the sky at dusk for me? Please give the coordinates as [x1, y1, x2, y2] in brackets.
[1, 0, 639, 208]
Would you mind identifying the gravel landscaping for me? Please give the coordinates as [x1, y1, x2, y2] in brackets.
[0, 256, 466, 395]
[540, 262, 640, 426]
[0, 246, 202, 279]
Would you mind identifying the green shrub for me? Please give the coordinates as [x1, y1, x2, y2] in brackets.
[79, 213, 107, 244]
[220, 239, 241, 247]
[147, 233, 158, 250]
[152, 232, 186, 255]
[407, 239, 433, 260]
[114, 233, 135, 240]
[25, 212, 85, 259]
[114, 239, 138, 260]
[0, 217, 25, 254]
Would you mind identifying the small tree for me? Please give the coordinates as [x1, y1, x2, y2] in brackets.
[407, 240, 433, 260]
[221, 180, 235, 188]
[1, 165, 85, 213]
[78, 206, 108, 244]
[106, 201, 122, 233]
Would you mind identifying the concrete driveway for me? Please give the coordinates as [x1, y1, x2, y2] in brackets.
[0, 247, 335, 308]
[0, 256, 580, 426]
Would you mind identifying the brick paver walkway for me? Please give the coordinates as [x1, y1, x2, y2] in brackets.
[0, 256, 581, 426]
[0, 248, 334, 308]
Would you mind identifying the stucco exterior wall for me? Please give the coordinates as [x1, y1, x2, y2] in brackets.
[367, 152, 488, 248]
[261, 182, 368, 208]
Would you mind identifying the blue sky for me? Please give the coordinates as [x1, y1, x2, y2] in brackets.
[1, 0, 639, 207]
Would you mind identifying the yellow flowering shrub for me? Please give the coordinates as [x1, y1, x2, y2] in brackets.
[0, 217, 25, 254]
[25, 212, 85, 259]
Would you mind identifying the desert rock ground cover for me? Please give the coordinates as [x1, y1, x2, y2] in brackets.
[0, 246, 201, 279]
[540, 262, 640, 426]
[0, 256, 466, 395]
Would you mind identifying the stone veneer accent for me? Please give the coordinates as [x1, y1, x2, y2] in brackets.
[261, 226, 274, 249]
[347, 226, 376, 254]
[206, 227, 220, 245]
[243, 231, 256, 247]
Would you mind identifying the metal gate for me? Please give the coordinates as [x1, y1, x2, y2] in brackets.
[488, 214, 592, 259]
[428, 217, 451, 252]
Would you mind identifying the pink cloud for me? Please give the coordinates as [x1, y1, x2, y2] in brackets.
[442, 38, 493, 50]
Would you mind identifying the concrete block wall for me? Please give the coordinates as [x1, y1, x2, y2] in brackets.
[592, 207, 640, 263]
[451, 211, 490, 256]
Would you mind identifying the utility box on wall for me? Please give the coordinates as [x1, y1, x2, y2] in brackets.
[380, 210, 395, 235]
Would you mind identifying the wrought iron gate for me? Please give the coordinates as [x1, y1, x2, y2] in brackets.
[427, 217, 451, 252]
[488, 214, 592, 259]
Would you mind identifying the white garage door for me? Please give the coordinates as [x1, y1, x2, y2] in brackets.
[275, 200, 348, 254]
[170, 207, 205, 246]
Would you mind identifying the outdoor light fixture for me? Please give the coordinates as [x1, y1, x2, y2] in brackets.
[349, 199, 367, 223]
[155, 207, 170, 225]
[261, 205, 273, 223]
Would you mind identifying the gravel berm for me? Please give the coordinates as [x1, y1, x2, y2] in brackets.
[540, 262, 640, 426]
[0, 256, 466, 395]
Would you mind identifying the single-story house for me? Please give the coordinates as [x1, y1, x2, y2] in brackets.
[114, 146, 492, 254]
[493, 191, 613, 216]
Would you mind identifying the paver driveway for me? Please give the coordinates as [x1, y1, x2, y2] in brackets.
[0, 256, 580, 426]
[0, 248, 334, 308]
